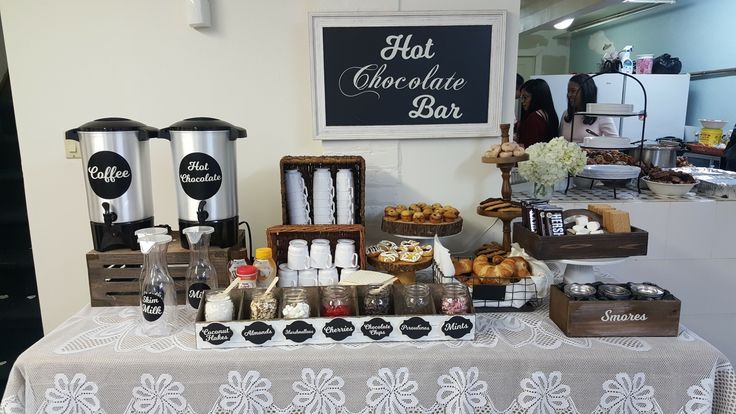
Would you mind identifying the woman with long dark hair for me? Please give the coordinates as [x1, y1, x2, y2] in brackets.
[559, 73, 618, 143]
[516, 79, 559, 147]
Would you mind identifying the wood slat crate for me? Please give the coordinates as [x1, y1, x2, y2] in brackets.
[266, 224, 366, 269]
[280, 155, 366, 225]
[87, 231, 239, 307]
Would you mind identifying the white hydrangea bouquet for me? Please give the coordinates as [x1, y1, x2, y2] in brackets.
[518, 137, 587, 198]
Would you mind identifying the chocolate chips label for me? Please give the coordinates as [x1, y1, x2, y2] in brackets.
[283, 321, 316, 343]
[242, 322, 275, 345]
[87, 151, 132, 200]
[441, 316, 473, 339]
[361, 318, 393, 340]
[399, 317, 432, 339]
[179, 153, 223, 200]
[323, 318, 355, 341]
[141, 293, 164, 322]
[199, 323, 233, 345]
[187, 282, 210, 309]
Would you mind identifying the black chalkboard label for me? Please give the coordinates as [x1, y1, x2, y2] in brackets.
[322, 318, 355, 341]
[179, 153, 223, 200]
[187, 282, 210, 309]
[361, 318, 393, 341]
[322, 25, 492, 127]
[399, 317, 432, 339]
[441, 316, 473, 339]
[283, 321, 316, 343]
[141, 293, 164, 322]
[87, 151, 132, 200]
[242, 322, 275, 345]
[199, 323, 233, 345]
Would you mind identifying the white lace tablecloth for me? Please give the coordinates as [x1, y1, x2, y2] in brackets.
[2, 304, 735, 414]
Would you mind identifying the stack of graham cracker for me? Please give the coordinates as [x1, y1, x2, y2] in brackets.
[588, 203, 631, 233]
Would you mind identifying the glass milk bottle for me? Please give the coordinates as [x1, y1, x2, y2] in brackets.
[183, 226, 217, 310]
[139, 234, 178, 336]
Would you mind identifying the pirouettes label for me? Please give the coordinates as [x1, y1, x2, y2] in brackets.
[179, 153, 222, 200]
[141, 293, 164, 322]
[87, 151, 132, 199]
[399, 317, 432, 339]
[187, 282, 210, 309]
[199, 323, 233, 345]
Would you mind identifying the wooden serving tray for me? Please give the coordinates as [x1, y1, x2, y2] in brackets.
[481, 153, 529, 164]
[381, 217, 463, 237]
[512, 222, 648, 260]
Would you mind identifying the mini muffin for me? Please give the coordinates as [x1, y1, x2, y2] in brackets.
[384, 206, 395, 215]
[431, 203, 443, 210]
[400, 210, 412, 222]
[409, 203, 419, 211]
[422, 207, 433, 219]
[411, 205, 423, 213]
[412, 211, 425, 223]
[443, 210, 458, 223]
[417, 202, 428, 209]
[430, 212, 443, 224]
[395, 204, 407, 212]
[385, 208, 398, 221]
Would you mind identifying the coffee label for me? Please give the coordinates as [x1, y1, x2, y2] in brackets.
[87, 151, 132, 200]
[242, 322, 275, 344]
[441, 316, 473, 339]
[399, 317, 432, 339]
[199, 323, 233, 345]
[179, 153, 222, 200]
[141, 293, 164, 322]
[187, 282, 210, 309]
[323, 318, 355, 341]
[283, 320, 316, 343]
[361, 318, 393, 341]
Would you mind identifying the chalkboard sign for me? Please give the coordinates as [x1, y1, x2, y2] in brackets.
[311, 12, 506, 140]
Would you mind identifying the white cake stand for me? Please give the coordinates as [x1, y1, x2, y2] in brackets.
[556, 258, 627, 284]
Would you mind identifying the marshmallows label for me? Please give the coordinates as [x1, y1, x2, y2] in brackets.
[283, 320, 316, 343]
[179, 153, 223, 200]
[87, 151, 132, 200]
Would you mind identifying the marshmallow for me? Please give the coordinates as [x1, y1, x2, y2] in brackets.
[586, 221, 601, 231]
[590, 230, 604, 235]
[575, 216, 589, 226]
[575, 227, 590, 235]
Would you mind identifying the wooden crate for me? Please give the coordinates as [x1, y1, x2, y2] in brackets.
[549, 285, 680, 337]
[512, 222, 648, 260]
[266, 224, 366, 269]
[280, 155, 366, 225]
[86, 231, 238, 307]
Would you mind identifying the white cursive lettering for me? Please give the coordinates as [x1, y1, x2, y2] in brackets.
[88, 166, 130, 183]
[600, 309, 648, 322]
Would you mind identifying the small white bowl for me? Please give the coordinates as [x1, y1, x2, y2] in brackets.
[643, 177, 699, 197]
[700, 119, 728, 130]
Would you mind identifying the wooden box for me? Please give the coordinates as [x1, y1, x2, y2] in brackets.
[86, 231, 238, 307]
[266, 224, 366, 269]
[512, 222, 648, 260]
[280, 155, 366, 225]
[549, 285, 681, 337]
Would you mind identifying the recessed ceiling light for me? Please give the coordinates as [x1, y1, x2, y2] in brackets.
[554, 18, 575, 30]
[623, 0, 675, 3]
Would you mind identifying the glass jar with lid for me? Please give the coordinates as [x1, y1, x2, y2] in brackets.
[404, 284, 432, 315]
[250, 288, 278, 320]
[282, 288, 310, 319]
[363, 286, 392, 316]
[204, 290, 234, 322]
[321, 285, 354, 317]
[440, 284, 470, 315]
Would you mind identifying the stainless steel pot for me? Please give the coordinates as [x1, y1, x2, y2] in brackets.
[631, 145, 677, 168]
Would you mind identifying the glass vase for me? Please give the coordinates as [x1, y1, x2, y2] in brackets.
[532, 182, 555, 200]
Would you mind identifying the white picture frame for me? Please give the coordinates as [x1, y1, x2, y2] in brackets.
[309, 11, 507, 140]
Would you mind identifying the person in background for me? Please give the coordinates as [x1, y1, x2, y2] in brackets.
[516, 79, 559, 147]
[559, 73, 618, 143]
[516, 73, 524, 99]
[515, 73, 524, 122]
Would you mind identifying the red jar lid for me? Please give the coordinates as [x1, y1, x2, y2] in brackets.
[236, 265, 258, 279]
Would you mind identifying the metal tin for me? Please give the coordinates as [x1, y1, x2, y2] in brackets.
[630, 283, 665, 299]
[598, 284, 631, 300]
[563, 283, 597, 299]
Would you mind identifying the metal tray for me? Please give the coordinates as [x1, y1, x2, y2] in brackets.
[672, 167, 736, 199]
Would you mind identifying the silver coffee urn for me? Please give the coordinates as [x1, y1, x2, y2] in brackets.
[65, 118, 158, 251]
[159, 117, 247, 248]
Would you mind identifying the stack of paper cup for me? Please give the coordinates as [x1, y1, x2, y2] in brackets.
[335, 169, 355, 224]
[285, 170, 311, 224]
[312, 168, 335, 224]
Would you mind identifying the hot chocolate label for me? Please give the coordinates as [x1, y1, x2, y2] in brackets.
[323, 318, 355, 341]
[141, 293, 164, 322]
[87, 151, 132, 200]
[179, 153, 223, 200]
[199, 323, 233, 345]
[283, 321, 316, 343]
[441, 316, 473, 339]
[399, 317, 432, 339]
[361, 318, 393, 340]
[242, 322, 275, 344]
[187, 282, 210, 309]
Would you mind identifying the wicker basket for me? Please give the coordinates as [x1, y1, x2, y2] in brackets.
[280, 155, 366, 225]
[266, 224, 366, 269]
[86, 231, 240, 307]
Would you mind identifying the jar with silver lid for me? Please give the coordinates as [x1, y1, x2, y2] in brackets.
[321, 286, 354, 317]
[250, 288, 278, 320]
[282, 288, 310, 319]
[440, 284, 470, 315]
[363, 286, 391, 316]
[204, 290, 234, 322]
[404, 284, 432, 314]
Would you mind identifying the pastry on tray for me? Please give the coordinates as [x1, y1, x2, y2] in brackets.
[367, 239, 431, 265]
[478, 197, 522, 213]
[383, 202, 461, 223]
[452, 254, 531, 286]
[484, 141, 526, 159]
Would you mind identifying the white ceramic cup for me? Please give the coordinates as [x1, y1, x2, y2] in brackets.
[309, 242, 333, 269]
[318, 266, 339, 286]
[334, 239, 359, 268]
[278, 263, 299, 287]
[287, 240, 311, 270]
[339, 266, 359, 280]
[298, 268, 318, 287]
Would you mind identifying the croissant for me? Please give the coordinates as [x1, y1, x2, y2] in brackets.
[508, 256, 531, 277]
[452, 258, 473, 275]
[472, 255, 515, 279]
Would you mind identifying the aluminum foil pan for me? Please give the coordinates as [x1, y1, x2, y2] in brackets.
[630, 283, 665, 299]
[599, 284, 631, 300]
[672, 167, 736, 199]
[564, 283, 596, 299]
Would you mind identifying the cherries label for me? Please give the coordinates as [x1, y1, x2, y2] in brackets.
[87, 151, 132, 199]
[322, 318, 355, 341]
[187, 282, 210, 309]
[141, 293, 164, 322]
[199, 323, 233, 345]
[178, 153, 222, 200]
